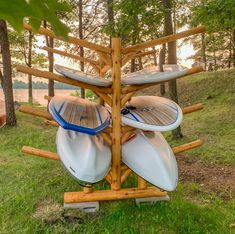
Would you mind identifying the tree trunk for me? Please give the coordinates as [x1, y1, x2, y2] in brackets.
[28, 31, 33, 103]
[163, 0, 182, 139]
[107, 0, 114, 46]
[48, 37, 54, 97]
[131, 59, 136, 72]
[43, 21, 54, 98]
[233, 30, 235, 67]
[153, 46, 157, 66]
[138, 57, 143, 70]
[201, 32, 207, 70]
[228, 32, 232, 68]
[0, 20, 16, 126]
[159, 44, 166, 96]
[79, 0, 85, 99]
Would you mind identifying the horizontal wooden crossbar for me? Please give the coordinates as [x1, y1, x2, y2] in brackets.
[64, 187, 167, 203]
[122, 50, 157, 66]
[43, 46, 99, 65]
[22, 146, 59, 160]
[122, 26, 206, 54]
[173, 139, 203, 154]
[21, 139, 203, 162]
[16, 65, 112, 94]
[44, 120, 59, 127]
[182, 103, 203, 114]
[42, 47, 100, 73]
[24, 23, 111, 54]
[19, 106, 52, 120]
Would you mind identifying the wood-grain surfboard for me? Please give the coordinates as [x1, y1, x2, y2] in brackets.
[49, 95, 110, 135]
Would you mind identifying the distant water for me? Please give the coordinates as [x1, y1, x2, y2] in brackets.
[0, 89, 76, 106]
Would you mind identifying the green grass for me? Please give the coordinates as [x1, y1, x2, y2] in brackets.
[0, 69, 235, 233]
[167, 69, 235, 165]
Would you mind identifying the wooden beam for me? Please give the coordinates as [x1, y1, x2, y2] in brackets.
[98, 52, 112, 67]
[105, 173, 112, 184]
[122, 66, 203, 94]
[44, 120, 59, 127]
[172, 139, 203, 154]
[122, 50, 157, 66]
[22, 146, 59, 160]
[121, 131, 136, 145]
[44, 95, 52, 101]
[122, 26, 206, 54]
[121, 92, 135, 107]
[16, 65, 112, 94]
[95, 91, 112, 107]
[24, 23, 111, 54]
[43, 46, 99, 65]
[42, 46, 100, 73]
[121, 126, 136, 134]
[111, 38, 122, 190]
[64, 187, 167, 203]
[138, 177, 147, 189]
[182, 103, 203, 115]
[99, 132, 112, 146]
[19, 106, 52, 120]
[121, 169, 132, 184]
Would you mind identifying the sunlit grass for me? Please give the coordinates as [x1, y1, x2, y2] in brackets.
[0, 69, 235, 233]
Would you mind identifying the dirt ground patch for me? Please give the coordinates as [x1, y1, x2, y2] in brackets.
[177, 154, 235, 199]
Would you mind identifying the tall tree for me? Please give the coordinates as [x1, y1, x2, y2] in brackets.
[27, 31, 33, 102]
[43, 21, 55, 98]
[0, 20, 16, 126]
[163, 0, 183, 139]
[79, 0, 85, 98]
[0, 0, 71, 126]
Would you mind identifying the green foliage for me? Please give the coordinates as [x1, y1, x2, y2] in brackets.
[104, 0, 164, 42]
[0, 0, 72, 37]
[193, 0, 235, 32]
[71, 89, 96, 100]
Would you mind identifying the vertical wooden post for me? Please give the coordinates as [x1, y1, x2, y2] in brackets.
[111, 38, 122, 190]
[138, 177, 147, 189]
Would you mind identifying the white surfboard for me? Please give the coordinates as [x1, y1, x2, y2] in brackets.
[54, 64, 112, 87]
[121, 96, 183, 132]
[56, 127, 111, 184]
[122, 131, 178, 191]
[49, 95, 110, 135]
[122, 68, 187, 85]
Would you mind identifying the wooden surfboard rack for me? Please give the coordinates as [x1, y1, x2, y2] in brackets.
[18, 25, 205, 209]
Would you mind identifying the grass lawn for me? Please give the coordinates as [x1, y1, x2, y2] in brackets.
[0, 69, 235, 233]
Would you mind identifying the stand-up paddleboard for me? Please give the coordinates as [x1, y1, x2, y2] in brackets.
[121, 96, 183, 132]
[0, 100, 6, 128]
[49, 95, 110, 135]
[56, 127, 111, 184]
[54, 64, 112, 87]
[122, 68, 187, 85]
[122, 131, 178, 191]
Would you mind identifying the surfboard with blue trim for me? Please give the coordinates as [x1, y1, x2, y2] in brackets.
[49, 95, 110, 135]
[121, 96, 183, 132]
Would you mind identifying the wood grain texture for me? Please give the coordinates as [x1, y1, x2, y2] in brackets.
[24, 23, 111, 54]
[122, 26, 206, 54]
[19, 106, 52, 120]
[64, 187, 167, 203]
[22, 146, 59, 160]
[111, 38, 122, 190]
